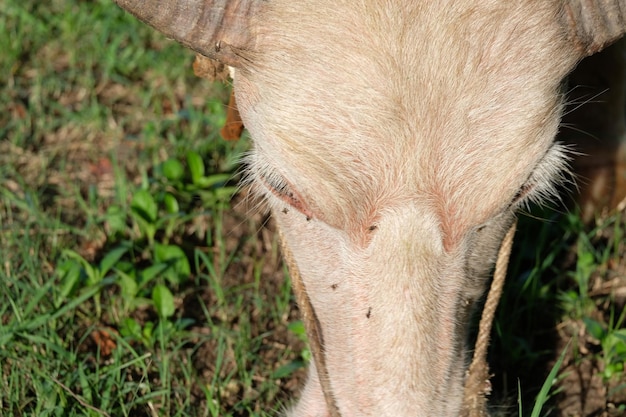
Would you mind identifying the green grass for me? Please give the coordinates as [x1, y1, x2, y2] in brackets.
[491, 209, 626, 415]
[1, 1, 625, 416]
[1, 1, 302, 416]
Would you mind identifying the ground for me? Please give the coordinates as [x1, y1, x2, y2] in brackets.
[1, 1, 626, 416]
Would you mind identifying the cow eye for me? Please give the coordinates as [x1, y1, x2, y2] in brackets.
[258, 170, 313, 218]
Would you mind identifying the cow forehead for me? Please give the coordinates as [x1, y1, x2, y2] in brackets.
[238, 0, 576, 239]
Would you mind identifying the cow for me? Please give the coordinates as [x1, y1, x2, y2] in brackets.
[112, 1, 626, 416]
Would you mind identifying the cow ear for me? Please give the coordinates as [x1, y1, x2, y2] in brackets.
[113, 0, 260, 68]
[563, 0, 626, 58]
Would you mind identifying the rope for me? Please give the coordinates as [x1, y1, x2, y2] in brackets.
[278, 229, 342, 417]
[461, 220, 518, 417]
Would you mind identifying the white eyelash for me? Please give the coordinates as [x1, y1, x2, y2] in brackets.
[239, 150, 296, 215]
[515, 143, 574, 210]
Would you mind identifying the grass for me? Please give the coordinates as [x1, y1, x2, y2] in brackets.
[1, 1, 625, 416]
[491, 209, 626, 415]
[2, 1, 302, 416]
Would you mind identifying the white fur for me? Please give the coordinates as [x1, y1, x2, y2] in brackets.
[232, 1, 584, 415]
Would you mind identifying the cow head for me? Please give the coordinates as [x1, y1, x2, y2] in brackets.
[114, 1, 626, 415]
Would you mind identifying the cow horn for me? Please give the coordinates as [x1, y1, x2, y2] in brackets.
[113, 0, 259, 67]
[563, 0, 626, 57]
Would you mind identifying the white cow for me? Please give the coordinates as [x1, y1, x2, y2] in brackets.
[113, 1, 626, 416]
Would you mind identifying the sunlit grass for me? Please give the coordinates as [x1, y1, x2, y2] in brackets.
[1, 1, 625, 416]
[1, 1, 299, 416]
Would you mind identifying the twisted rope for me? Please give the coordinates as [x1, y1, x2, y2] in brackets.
[461, 220, 518, 417]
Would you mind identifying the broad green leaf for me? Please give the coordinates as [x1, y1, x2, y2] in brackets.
[99, 246, 128, 277]
[613, 329, 626, 342]
[583, 317, 606, 342]
[120, 317, 142, 340]
[131, 189, 158, 224]
[194, 173, 230, 189]
[162, 158, 184, 182]
[138, 263, 170, 287]
[288, 320, 307, 338]
[214, 185, 238, 198]
[152, 285, 175, 319]
[163, 192, 179, 214]
[604, 363, 622, 379]
[154, 243, 191, 283]
[116, 269, 138, 301]
[61, 249, 97, 285]
[186, 151, 205, 185]
[271, 360, 306, 379]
